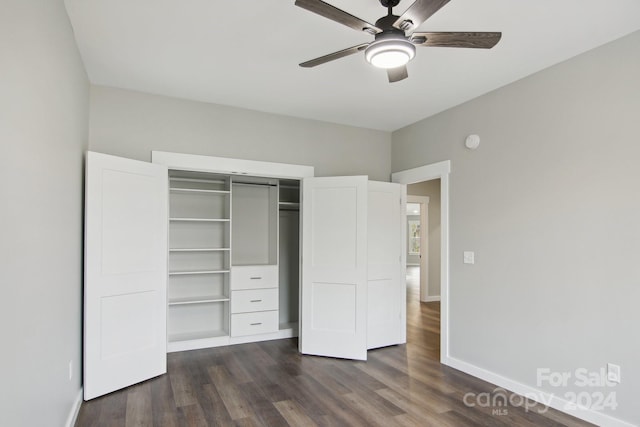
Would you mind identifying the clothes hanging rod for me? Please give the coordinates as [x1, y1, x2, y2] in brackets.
[232, 182, 277, 187]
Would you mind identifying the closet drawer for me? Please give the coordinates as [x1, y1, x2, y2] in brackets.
[231, 310, 279, 337]
[231, 265, 278, 290]
[231, 288, 278, 314]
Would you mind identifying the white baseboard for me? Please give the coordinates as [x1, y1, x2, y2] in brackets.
[421, 295, 441, 302]
[441, 356, 634, 427]
[65, 388, 83, 427]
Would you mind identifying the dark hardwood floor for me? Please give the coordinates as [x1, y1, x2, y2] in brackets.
[76, 267, 593, 426]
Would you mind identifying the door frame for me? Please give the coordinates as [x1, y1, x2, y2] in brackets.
[392, 160, 451, 363]
[407, 195, 430, 302]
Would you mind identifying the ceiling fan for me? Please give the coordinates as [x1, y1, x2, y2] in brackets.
[295, 0, 502, 82]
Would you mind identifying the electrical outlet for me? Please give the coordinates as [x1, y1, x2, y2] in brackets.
[69, 360, 73, 381]
[607, 363, 621, 384]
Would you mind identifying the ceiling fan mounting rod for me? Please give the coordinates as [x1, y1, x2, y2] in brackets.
[379, 0, 400, 7]
[380, 0, 400, 15]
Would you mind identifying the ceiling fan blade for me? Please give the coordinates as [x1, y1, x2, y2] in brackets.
[295, 0, 381, 34]
[411, 32, 502, 49]
[393, 0, 451, 33]
[387, 66, 408, 83]
[300, 43, 370, 68]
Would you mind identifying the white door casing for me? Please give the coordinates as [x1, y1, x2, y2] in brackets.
[84, 152, 168, 400]
[300, 176, 368, 361]
[367, 181, 406, 349]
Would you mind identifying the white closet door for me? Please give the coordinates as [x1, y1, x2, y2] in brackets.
[84, 152, 168, 400]
[367, 181, 406, 349]
[300, 176, 368, 361]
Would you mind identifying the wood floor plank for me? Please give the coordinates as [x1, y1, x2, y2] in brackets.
[77, 388, 127, 427]
[207, 366, 253, 421]
[375, 386, 449, 421]
[149, 375, 179, 427]
[357, 357, 453, 414]
[220, 352, 255, 385]
[168, 371, 198, 408]
[290, 373, 373, 426]
[198, 383, 234, 427]
[231, 416, 263, 427]
[325, 358, 389, 395]
[296, 357, 353, 395]
[177, 403, 209, 427]
[258, 370, 325, 420]
[340, 391, 404, 426]
[124, 382, 152, 427]
[273, 400, 319, 427]
[236, 380, 290, 426]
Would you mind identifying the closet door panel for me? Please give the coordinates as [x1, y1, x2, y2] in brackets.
[84, 152, 167, 400]
[300, 176, 368, 361]
[367, 181, 406, 349]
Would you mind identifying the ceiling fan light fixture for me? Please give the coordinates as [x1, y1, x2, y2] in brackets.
[365, 38, 416, 69]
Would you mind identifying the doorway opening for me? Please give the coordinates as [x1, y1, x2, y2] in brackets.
[405, 183, 440, 360]
[392, 160, 450, 364]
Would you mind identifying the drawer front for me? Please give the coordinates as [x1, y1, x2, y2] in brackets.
[231, 288, 279, 314]
[231, 265, 278, 290]
[231, 311, 279, 337]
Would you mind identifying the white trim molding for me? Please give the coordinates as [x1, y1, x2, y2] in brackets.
[392, 160, 451, 362]
[422, 296, 441, 302]
[393, 160, 451, 183]
[152, 151, 315, 179]
[65, 388, 83, 427]
[443, 357, 635, 427]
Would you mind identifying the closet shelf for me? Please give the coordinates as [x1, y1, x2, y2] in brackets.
[169, 218, 230, 222]
[170, 177, 227, 185]
[168, 295, 230, 306]
[169, 269, 230, 276]
[169, 248, 230, 252]
[279, 202, 300, 209]
[170, 188, 230, 195]
[168, 330, 228, 343]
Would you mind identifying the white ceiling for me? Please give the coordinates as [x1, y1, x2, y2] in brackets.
[65, 0, 640, 131]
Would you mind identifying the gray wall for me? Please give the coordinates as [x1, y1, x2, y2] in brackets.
[89, 86, 392, 181]
[0, 1, 89, 426]
[392, 30, 640, 425]
[408, 180, 442, 297]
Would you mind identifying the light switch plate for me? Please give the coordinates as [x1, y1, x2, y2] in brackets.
[607, 363, 621, 383]
[463, 251, 475, 264]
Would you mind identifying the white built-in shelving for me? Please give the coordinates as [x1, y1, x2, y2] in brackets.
[163, 169, 302, 352]
[168, 295, 230, 305]
[167, 172, 231, 351]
